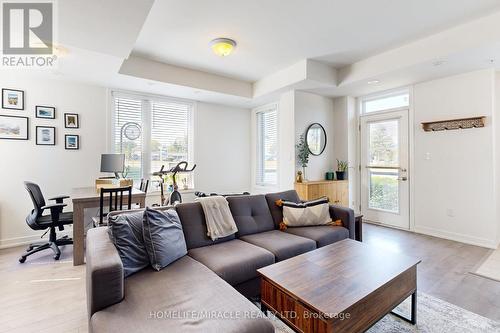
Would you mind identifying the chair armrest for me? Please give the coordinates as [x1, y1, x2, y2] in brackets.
[329, 205, 355, 239]
[86, 227, 124, 319]
[41, 203, 67, 223]
[48, 195, 70, 204]
[41, 203, 67, 210]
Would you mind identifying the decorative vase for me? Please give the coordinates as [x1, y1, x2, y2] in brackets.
[336, 171, 346, 180]
[326, 172, 334, 181]
[302, 166, 307, 181]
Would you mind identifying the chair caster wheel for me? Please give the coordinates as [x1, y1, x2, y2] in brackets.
[19, 257, 26, 263]
[54, 254, 60, 260]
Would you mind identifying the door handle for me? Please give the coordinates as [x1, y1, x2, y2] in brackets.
[398, 176, 408, 181]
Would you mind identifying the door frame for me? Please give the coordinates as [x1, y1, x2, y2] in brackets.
[356, 86, 415, 231]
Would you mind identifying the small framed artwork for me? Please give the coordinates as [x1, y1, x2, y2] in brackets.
[64, 113, 79, 128]
[35, 106, 56, 119]
[0, 115, 29, 140]
[65, 134, 79, 150]
[2, 88, 25, 110]
[36, 126, 56, 145]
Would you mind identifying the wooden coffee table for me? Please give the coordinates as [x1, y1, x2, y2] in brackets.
[257, 239, 420, 333]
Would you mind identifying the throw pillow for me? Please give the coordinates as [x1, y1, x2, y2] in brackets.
[143, 207, 187, 271]
[280, 197, 333, 227]
[108, 211, 150, 277]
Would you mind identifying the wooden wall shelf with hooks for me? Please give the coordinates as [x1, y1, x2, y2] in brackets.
[421, 116, 485, 132]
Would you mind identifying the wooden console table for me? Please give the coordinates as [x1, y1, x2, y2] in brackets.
[294, 180, 348, 206]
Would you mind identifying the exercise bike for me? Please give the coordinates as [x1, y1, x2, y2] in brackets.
[153, 161, 196, 206]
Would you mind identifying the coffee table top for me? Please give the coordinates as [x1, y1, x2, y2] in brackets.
[257, 239, 420, 317]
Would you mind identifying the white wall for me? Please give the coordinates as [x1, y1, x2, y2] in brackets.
[294, 91, 334, 181]
[0, 74, 252, 248]
[0, 74, 109, 248]
[496, 72, 500, 247]
[277, 91, 296, 191]
[194, 102, 251, 193]
[332, 96, 358, 210]
[413, 69, 498, 248]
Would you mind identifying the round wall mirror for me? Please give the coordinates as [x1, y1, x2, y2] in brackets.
[306, 123, 327, 156]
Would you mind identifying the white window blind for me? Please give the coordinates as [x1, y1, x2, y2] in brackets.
[113, 97, 143, 180]
[256, 106, 278, 186]
[151, 100, 193, 187]
[112, 92, 193, 189]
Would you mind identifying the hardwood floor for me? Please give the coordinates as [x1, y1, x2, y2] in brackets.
[0, 224, 499, 332]
[0, 246, 87, 333]
[363, 223, 500, 322]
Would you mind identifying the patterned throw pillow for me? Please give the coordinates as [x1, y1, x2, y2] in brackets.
[280, 197, 333, 227]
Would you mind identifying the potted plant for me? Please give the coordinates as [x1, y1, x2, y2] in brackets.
[336, 159, 348, 180]
[296, 134, 310, 180]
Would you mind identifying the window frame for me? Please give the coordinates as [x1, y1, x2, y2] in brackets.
[110, 90, 195, 191]
[253, 103, 279, 188]
[360, 88, 410, 116]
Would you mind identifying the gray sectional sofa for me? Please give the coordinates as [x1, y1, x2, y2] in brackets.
[86, 190, 355, 333]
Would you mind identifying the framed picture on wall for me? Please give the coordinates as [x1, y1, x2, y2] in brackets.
[64, 113, 79, 128]
[2, 88, 24, 110]
[0, 115, 29, 140]
[36, 126, 56, 145]
[65, 134, 79, 150]
[36, 106, 56, 119]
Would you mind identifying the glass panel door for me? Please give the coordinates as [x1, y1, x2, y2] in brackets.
[361, 110, 409, 229]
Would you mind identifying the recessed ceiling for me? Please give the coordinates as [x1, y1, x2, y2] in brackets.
[132, 0, 500, 82]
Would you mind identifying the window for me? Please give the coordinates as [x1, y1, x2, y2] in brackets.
[113, 97, 143, 181]
[255, 105, 278, 186]
[112, 92, 193, 191]
[362, 90, 409, 114]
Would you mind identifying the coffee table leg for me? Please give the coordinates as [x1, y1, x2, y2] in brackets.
[261, 302, 268, 314]
[391, 291, 417, 325]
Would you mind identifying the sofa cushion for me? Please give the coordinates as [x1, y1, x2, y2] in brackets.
[285, 226, 349, 247]
[143, 208, 187, 271]
[90, 256, 274, 333]
[240, 230, 316, 261]
[226, 195, 275, 236]
[265, 190, 302, 227]
[188, 239, 274, 286]
[107, 211, 149, 277]
[176, 202, 235, 250]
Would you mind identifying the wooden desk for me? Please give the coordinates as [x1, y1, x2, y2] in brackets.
[71, 187, 146, 266]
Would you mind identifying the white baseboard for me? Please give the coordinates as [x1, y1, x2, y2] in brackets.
[413, 225, 497, 249]
[0, 229, 72, 249]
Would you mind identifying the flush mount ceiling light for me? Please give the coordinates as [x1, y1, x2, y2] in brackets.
[210, 38, 237, 57]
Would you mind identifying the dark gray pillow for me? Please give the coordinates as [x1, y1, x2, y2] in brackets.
[108, 211, 149, 277]
[143, 207, 187, 271]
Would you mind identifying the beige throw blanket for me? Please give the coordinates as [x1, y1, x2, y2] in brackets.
[196, 196, 238, 241]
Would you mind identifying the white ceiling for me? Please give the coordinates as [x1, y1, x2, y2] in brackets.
[132, 0, 500, 82]
[6, 0, 500, 108]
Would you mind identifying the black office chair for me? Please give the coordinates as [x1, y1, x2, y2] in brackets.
[20, 182, 73, 263]
[92, 186, 132, 226]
